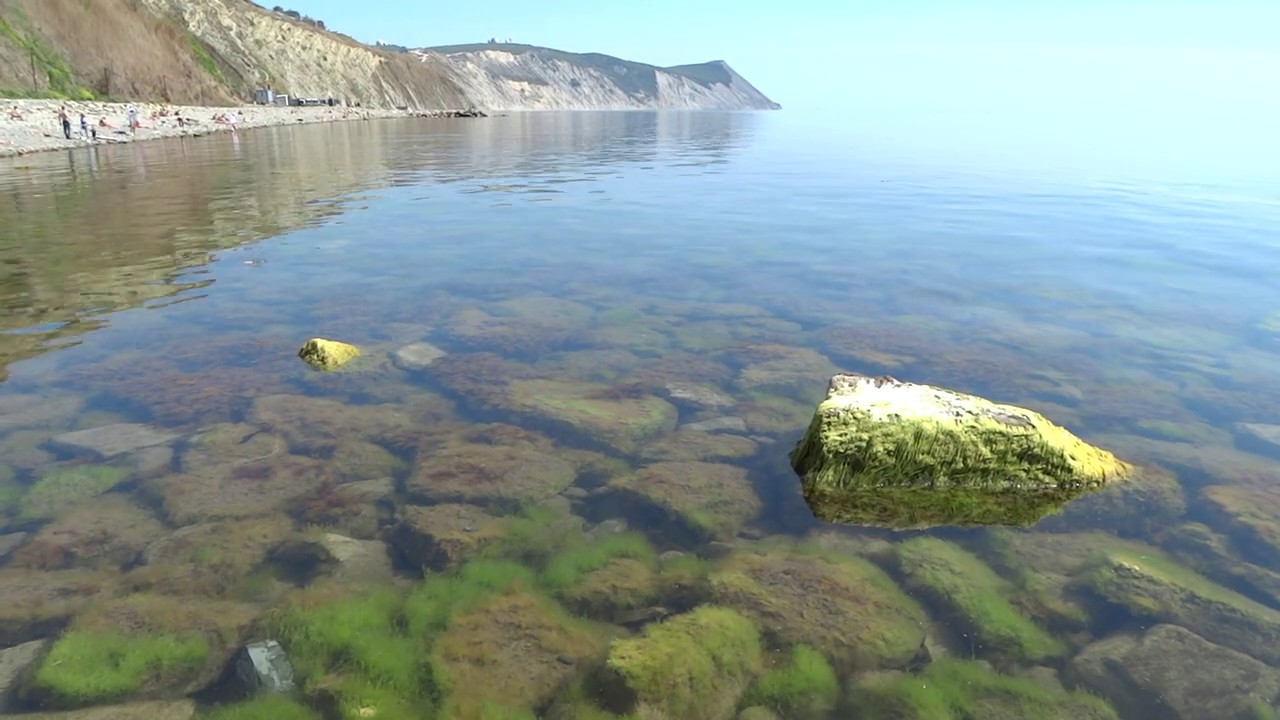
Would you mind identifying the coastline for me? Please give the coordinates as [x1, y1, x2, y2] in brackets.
[0, 99, 457, 158]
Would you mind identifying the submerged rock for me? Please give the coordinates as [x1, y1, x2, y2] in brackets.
[233, 640, 295, 695]
[661, 382, 735, 411]
[1160, 522, 1280, 609]
[601, 461, 761, 544]
[10, 496, 167, 571]
[0, 568, 112, 646]
[385, 503, 509, 573]
[50, 424, 179, 460]
[1069, 624, 1280, 720]
[1086, 543, 1280, 664]
[0, 639, 50, 712]
[389, 341, 447, 371]
[710, 549, 927, 672]
[19, 464, 132, 521]
[790, 373, 1130, 529]
[435, 589, 609, 717]
[851, 660, 1118, 720]
[639, 430, 758, 463]
[297, 338, 361, 371]
[1035, 464, 1185, 537]
[504, 379, 678, 455]
[1201, 482, 1280, 568]
[407, 424, 580, 509]
[606, 606, 762, 720]
[1234, 422, 1280, 459]
[895, 537, 1065, 666]
[680, 416, 749, 434]
[4, 700, 196, 720]
[128, 516, 293, 598]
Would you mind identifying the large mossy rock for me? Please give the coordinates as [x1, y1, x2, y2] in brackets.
[1068, 624, 1280, 720]
[605, 606, 763, 720]
[710, 549, 927, 672]
[790, 374, 1131, 528]
[895, 537, 1066, 666]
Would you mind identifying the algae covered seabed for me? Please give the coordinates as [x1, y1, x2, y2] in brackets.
[1, 112, 1279, 719]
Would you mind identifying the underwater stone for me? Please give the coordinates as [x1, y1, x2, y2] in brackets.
[0, 569, 113, 646]
[51, 424, 178, 460]
[20, 464, 133, 520]
[0, 638, 49, 712]
[661, 382, 735, 411]
[296, 338, 361, 371]
[504, 379, 679, 455]
[790, 373, 1131, 529]
[407, 424, 579, 509]
[710, 549, 927, 672]
[1087, 544, 1280, 665]
[1235, 422, 1280, 459]
[7, 700, 196, 719]
[390, 341, 447, 371]
[607, 605, 762, 720]
[0, 531, 28, 559]
[385, 503, 509, 573]
[680, 416, 749, 434]
[604, 461, 762, 544]
[233, 640, 295, 695]
[1068, 624, 1280, 720]
[11, 496, 167, 571]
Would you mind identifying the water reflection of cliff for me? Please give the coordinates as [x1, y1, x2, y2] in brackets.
[410, 111, 758, 183]
[0, 121, 415, 379]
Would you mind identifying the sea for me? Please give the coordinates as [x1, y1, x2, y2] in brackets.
[0, 111, 1278, 719]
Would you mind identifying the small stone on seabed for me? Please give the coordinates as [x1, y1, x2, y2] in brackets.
[297, 338, 361, 370]
[234, 639, 295, 694]
[390, 341, 447, 371]
[51, 423, 179, 459]
[680, 416, 749, 434]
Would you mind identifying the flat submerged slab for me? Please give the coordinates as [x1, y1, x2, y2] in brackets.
[790, 373, 1130, 529]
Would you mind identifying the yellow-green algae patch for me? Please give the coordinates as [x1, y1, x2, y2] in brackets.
[606, 606, 762, 720]
[297, 338, 362, 371]
[710, 546, 927, 672]
[790, 374, 1130, 528]
[896, 537, 1067, 665]
[850, 659, 1119, 720]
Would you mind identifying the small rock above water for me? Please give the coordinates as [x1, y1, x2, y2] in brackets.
[233, 640, 295, 695]
[390, 341, 447, 371]
[297, 338, 361, 371]
[790, 373, 1130, 529]
[50, 424, 178, 459]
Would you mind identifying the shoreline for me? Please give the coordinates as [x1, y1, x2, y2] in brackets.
[0, 99, 477, 158]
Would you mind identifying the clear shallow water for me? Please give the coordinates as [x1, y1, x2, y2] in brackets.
[1, 112, 1279, 719]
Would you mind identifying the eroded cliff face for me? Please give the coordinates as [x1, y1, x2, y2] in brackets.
[0, 0, 778, 111]
[421, 47, 780, 111]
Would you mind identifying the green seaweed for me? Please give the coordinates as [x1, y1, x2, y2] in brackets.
[541, 531, 656, 593]
[743, 645, 838, 719]
[269, 587, 436, 717]
[851, 660, 1119, 720]
[897, 537, 1066, 665]
[30, 629, 208, 706]
[20, 464, 131, 520]
[607, 606, 762, 719]
[202, 694, 322, 720]
[404, 560, 537, 637]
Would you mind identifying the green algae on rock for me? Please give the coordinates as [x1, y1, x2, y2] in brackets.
[407, 424, 580, 509]
[895, 537, 1067, 666]
[386, 503, 512, 573]
[504, 379, 678, 455]
[606, 606, 762, 720]
[0, 568, 114, 647]
[10, 495, 166, 571]
[296, 338, 361, 371]
[710, 549, 927, 672]
[602, 461, 762, 544]
[26, 630, 209, 708]
[850, 660, 1119, 720]
[20, 464, 133, 521]
[790, 373, 1131, 529]
[742, 644, 838, 720]
[1085, 544, 1280, 665]
[434, 589, 610, 719]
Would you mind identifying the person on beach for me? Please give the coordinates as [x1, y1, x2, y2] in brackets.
[58, 106, 71, 139]
[127, 106, 138, 135]
[79, 113, 90, 140]
[7, 106, 21, 121]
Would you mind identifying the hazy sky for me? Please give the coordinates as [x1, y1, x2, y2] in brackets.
[279, 0, 1278, 178]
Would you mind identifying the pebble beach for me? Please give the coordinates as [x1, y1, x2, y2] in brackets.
[0, 99, 414, 158]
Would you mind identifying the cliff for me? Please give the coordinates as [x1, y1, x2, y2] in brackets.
[0, 0, 778, 111]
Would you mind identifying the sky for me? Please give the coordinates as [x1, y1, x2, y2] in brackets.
[278, 0, 1279, 177]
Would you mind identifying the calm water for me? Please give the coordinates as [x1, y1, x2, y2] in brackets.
[1, 112, 1279, 719]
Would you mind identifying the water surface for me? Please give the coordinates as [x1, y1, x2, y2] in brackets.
[1, 111, 1279, 719]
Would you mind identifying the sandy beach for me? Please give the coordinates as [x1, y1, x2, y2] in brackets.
[0, 99, 417, 158]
